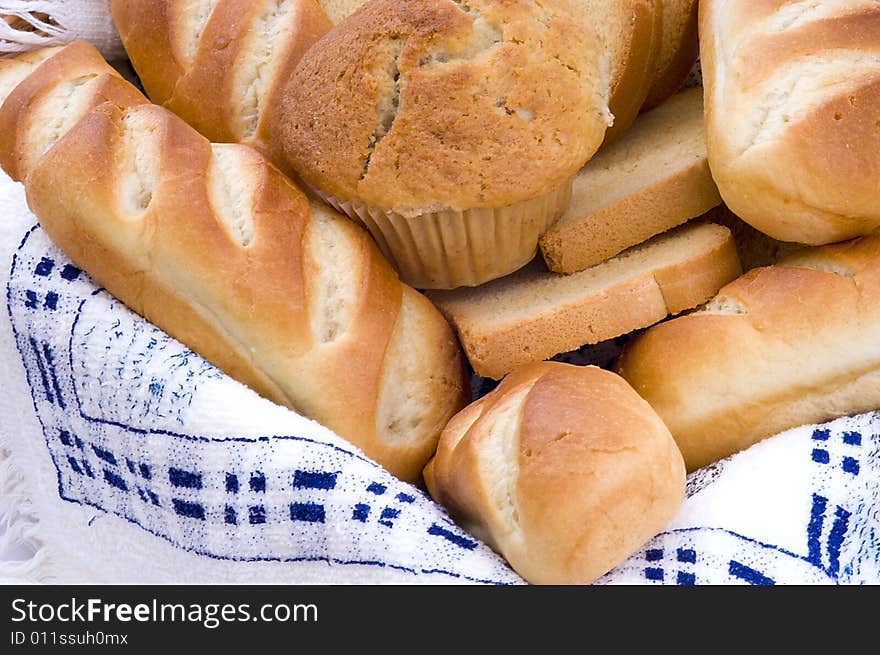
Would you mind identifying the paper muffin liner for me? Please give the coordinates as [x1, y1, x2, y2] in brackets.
[313, 180, 573, 289]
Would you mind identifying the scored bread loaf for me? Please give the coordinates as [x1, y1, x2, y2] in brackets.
[617, 234, 880, 472]
[0, 42, 467, 483]
[429, 221, 742, 379]
[109, 0, 332, 150]
[424, 362, 686, 585]
[642, 0, 698, 109]
[700, 0, 880, 244]
[539, 87, 721, 274]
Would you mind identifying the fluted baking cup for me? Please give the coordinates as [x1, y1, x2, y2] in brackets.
[316, 180, 573, 289]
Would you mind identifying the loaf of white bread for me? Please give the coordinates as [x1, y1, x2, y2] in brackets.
[424, 362, 686, 585]
[0, 42, 467, 483]
[617, 233, 880, 471]
[540, 86, 721, 274]
[430, 221, 741, 379]
[110, 0, 332, 151]
[701, 0, 880, 244]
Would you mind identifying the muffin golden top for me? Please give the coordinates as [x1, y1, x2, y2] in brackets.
[268, 0, 611, 215]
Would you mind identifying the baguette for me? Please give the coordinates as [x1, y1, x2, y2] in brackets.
[700, 0, 880, 244]
[539, 87, 721, 274]
[424, 362, 686, 585]
[0, 42, 467, 482]
[617, 234, 880, 471]
[429, 221, 742, 379]
[109, 0, 332, 150]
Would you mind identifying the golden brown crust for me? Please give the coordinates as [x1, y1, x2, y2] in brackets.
[108, 1, 182, 104]
[617, 234, 880, 471]
[0, 41, 147, 181]
[641, 0, 698, 110]
[424, 362, 685, 585]
[110, 0, 332, 148]
[701, 0, 880, 244]
[270, 0, 610, 213]
[601, 0, 663, 145]
[1, 42, 467, 482]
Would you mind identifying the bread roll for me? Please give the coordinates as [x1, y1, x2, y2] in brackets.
[109, 0, 332, 150]
[617, 234, 880, 471]
[424, 362, 686, 585]
[0, 42, 467, 482]
[700, 0, 880, 244]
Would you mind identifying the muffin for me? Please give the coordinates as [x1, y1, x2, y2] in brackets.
[267, 0, 611, 289]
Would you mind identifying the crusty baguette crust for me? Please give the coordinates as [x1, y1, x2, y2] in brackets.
[430, 222, 741, 379]
[540, 87, 721, 274]
[0, 42, 467, 482]
[110, 0, 332, 151]
[617, 234, 880, 471]
[700, 0, 880, 244]
[424, 362, 685, 585]
[0, 42, 148, 182]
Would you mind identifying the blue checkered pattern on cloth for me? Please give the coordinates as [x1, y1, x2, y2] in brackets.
[1, 172, 878, 584]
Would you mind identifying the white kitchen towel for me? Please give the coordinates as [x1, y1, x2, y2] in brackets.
[1, 168, 879, 585]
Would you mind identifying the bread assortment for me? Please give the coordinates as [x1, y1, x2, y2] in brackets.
[1, 0, 877, 584]
[0, 41, 466, 483]
[424, 362, 686, 585]
[701, 0, 880, 244]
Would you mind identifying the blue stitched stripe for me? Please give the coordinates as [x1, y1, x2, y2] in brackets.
[728, 561, 774, 585]
[427, 523, 478, 550]
[290, 502, 325, 523]
[172, 498, 205, 520]
[169, 467, 203, 489]
[292, 470, 337, 490]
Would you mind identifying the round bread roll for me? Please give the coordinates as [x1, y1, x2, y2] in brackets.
[268, 0, 611, 289]
[423, 361, 685, 585]
[617, 234, 880, 472]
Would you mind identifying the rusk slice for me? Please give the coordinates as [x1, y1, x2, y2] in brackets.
[539, 87, 721, 275]
[429, 222, 741, 379]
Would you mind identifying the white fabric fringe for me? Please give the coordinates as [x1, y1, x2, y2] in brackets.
[0, 1, 125, 60]
[0, 447, 54, 583]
